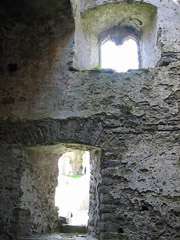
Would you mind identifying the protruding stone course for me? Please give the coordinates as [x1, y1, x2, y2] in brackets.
[157, 52, 180, 66]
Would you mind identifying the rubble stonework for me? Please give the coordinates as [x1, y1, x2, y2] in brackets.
[0, 0, 180, 239]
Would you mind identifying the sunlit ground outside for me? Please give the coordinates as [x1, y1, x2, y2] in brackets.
[55, 151, 90, 226]
[101, 38, 139, 72]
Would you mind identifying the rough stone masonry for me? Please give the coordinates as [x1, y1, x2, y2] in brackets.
[0, 0, 180, 240]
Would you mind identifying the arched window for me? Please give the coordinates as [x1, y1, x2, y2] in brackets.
[72, 2, 157, 70]
[100, 37, 139, 72]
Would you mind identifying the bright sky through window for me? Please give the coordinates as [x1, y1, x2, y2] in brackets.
[101, 38, 139, 72]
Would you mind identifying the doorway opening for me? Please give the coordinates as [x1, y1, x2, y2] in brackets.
[100, 37, 139, 72]
[21, 143, 101, 236]
[55, 150, 90, 226]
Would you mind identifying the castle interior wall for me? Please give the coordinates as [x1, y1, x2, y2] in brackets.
[0, 0, 180, 239]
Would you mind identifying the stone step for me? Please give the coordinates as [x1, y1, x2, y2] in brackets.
[60, 224, 87, 234]
[18, 233, 88, 240]
[18, 233, 98, 240]
[18, 233, 64, 240]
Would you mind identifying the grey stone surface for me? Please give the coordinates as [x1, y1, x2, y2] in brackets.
[71, 0, 180, 69]
[0, 0, 180, 240]
[73, 1, 159, 69]
[0, 116, 180, 239]
[0, 62, 180, 121]
[18, 233, 97, 240]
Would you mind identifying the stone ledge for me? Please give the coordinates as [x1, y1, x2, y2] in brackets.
[18, 233, 96, 240]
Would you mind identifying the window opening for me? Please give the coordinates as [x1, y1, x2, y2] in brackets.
[55, 150, 90, 226]
[100, 37, 139, 72]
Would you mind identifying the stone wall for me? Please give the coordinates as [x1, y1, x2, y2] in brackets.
[0, 62, 179, 121]
[0, 113, 180, 239]
[71, 0, 180, 69]
[0, 0, 179, 121]
[0, 0, 180, 239]
[89, 150, 102, 238]
[0, 137, 102, 239]
[73, 1, 159, 69]
[0, 0, 74, 121]
[0, 144, 24, 240]
[20, 147, 59, 237]
[73, 0, 180, 54]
